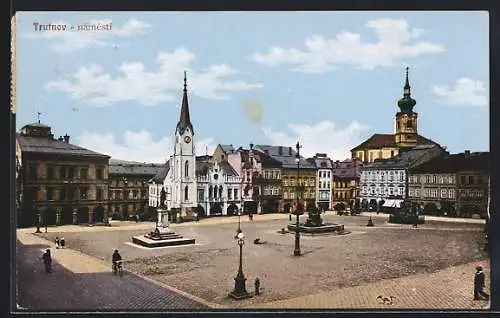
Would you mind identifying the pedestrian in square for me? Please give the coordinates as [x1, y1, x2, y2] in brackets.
[41, 249, 52, 273]
[55, 237, 60, 249]
[474, 266, 489, 300]
[135, 214, 139, 223]
[60, 237, 65, 248]
[249, 213, 253, 221]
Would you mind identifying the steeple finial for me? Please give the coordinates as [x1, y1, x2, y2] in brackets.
[183, 70, 187, 92]
[37, 111, 41, 123]
[404, 66, 411, 96]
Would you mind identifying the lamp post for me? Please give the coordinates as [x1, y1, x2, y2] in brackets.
[35, 202, 42, 233]
[235, 207, 242, 238]
[229, 231, 252, 300]
[294, 141, 302, 257]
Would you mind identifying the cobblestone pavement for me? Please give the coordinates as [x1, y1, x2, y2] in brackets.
[247, 260, 491, 309]
[16, 231, 212, 311]
[27, 215, 489, 309]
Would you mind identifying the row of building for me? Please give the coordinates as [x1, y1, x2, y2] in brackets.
[15, 68, 489, 227]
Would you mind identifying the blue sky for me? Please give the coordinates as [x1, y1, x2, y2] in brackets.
[15, 11, 489, 163]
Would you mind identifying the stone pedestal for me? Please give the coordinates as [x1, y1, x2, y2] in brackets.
[132, 207, 195, 248]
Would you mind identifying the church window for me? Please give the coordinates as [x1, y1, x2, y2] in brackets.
[219, 186, 223, 198]
[184, 186, 189, 201]
[407, 120, 413, 128]
[185, 161, 189, 177]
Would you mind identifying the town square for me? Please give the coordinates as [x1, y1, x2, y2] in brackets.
[12, 11, 490, 311]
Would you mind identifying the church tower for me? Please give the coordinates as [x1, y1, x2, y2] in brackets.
[395, 67, 418, 149]
[171, 71, 197, 212]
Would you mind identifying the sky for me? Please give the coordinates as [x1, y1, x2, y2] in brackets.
[15, 11, 489, 163]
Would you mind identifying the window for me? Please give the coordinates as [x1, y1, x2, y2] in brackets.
[59, 167, 67, 179]
[409, 189, 414, 197]
[185, 161, 189, 177]
[209, 186, 213, 198]
[59, 188, 66, 200]
[219, 186, 223, 198]
[47, 166, 54, 179]
[228, 189, 232, 200]
[448, 189, 455, 199]
[96, 167, 103, 180]
[46, 187, 54, 200]
[28, 164, 37, 180]
[67, 188, 75, 200]
[234, 189, 238, 200]
[184, 186, 189, 200]
[123, 190, 128, 200]
[460, 176, 466, 184]
[400, 172, 404, 182]
[80, 187, 89, 200]
[327, 182, 330, 189]
[391, 150, 395, 157]
[431, 189, 438, 198]
[389, 188, 393, 195]
[468, 176, 475, 185]
[198, 189, 204, 201]
[449, 176, 455, 184]
[441, 189, 447, 198]
[68, 167, 75, 179]
[133, 190, 138, 199]
[432, 175, 437, 184]
[96, 188, 103, 200]
[80, 168, 88, 179]
[423, 189, 429, 197]
[415, 189, 420, 197]
[290, 192, 295, 199]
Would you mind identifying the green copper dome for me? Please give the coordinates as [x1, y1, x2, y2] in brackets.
[397, 67, 416, 113]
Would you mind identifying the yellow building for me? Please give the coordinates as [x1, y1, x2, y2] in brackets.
[351, 67, 440, 163]
[281, 166, 316, 213]
[331, 159, 363, 212]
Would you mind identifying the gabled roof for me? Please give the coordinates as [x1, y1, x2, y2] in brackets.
[410, 152, 489, 174]
[332, 159, 363, 179]
[150, 160, 170, 183]
[350, 133, 439, 151]
[364, 145, 442, 170]
[254, 145, 315, 169]
[219, 144, 235, 153]
[16, 133, 109, 158]
[109, 161, 164, 176]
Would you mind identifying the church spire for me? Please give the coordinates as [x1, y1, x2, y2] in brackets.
[176, 71, 194, 135]
[397, 66, 416, 114]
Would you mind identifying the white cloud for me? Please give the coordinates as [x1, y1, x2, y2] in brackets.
[250, 18, 445, 73]
[77, 130, 216, 163]
[263, 120, 370, 160]
[45, 48, 263, 106]
[24, 19, 150, 52]
[432, 77, 488, 106]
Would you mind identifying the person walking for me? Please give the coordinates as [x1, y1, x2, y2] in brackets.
[474, 266, 489, 300]
[55, 237, 60, 249]
[41, 249, 52, 273]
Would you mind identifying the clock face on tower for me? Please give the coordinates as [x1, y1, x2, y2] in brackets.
[184, 136, 191, 143]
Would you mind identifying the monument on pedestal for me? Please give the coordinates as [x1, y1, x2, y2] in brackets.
[132, 188, 195, 248]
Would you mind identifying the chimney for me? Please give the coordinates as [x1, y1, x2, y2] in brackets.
[289, 147, 292, 155]
[278, 146, 283, 155]
[464, 150, 470, 159]
[58, 136, 64, 141]
[63, 134, 70, 143]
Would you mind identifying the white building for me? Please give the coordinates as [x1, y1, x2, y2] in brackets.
[311, 153, 333, 210]
[359, 145, 446, 211]
[148, 72, 242, 217]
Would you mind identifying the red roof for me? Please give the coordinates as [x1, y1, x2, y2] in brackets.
[351, 133, 439, 151]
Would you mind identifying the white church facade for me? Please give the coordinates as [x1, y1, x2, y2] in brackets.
[148, 72, 243, 218]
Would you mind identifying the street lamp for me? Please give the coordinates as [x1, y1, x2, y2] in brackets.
[35, 203, 42, 233]
[294, 141, 302, 257]
[235, 207, 242, 238]
[228, 231, 252, 300]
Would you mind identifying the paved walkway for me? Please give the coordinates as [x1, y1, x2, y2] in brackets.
[16, 230, 219, 310]
[247, 260, 491, 309]
[360, 212, 486, 224]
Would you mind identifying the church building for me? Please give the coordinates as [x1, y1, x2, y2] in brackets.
[350, 67, 441, 163]
[148, 72, 243, 218]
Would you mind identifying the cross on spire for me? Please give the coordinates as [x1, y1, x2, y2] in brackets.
[183, 70, 187, 92]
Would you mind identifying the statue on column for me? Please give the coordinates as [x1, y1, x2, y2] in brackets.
[160, 187, 166, 207]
